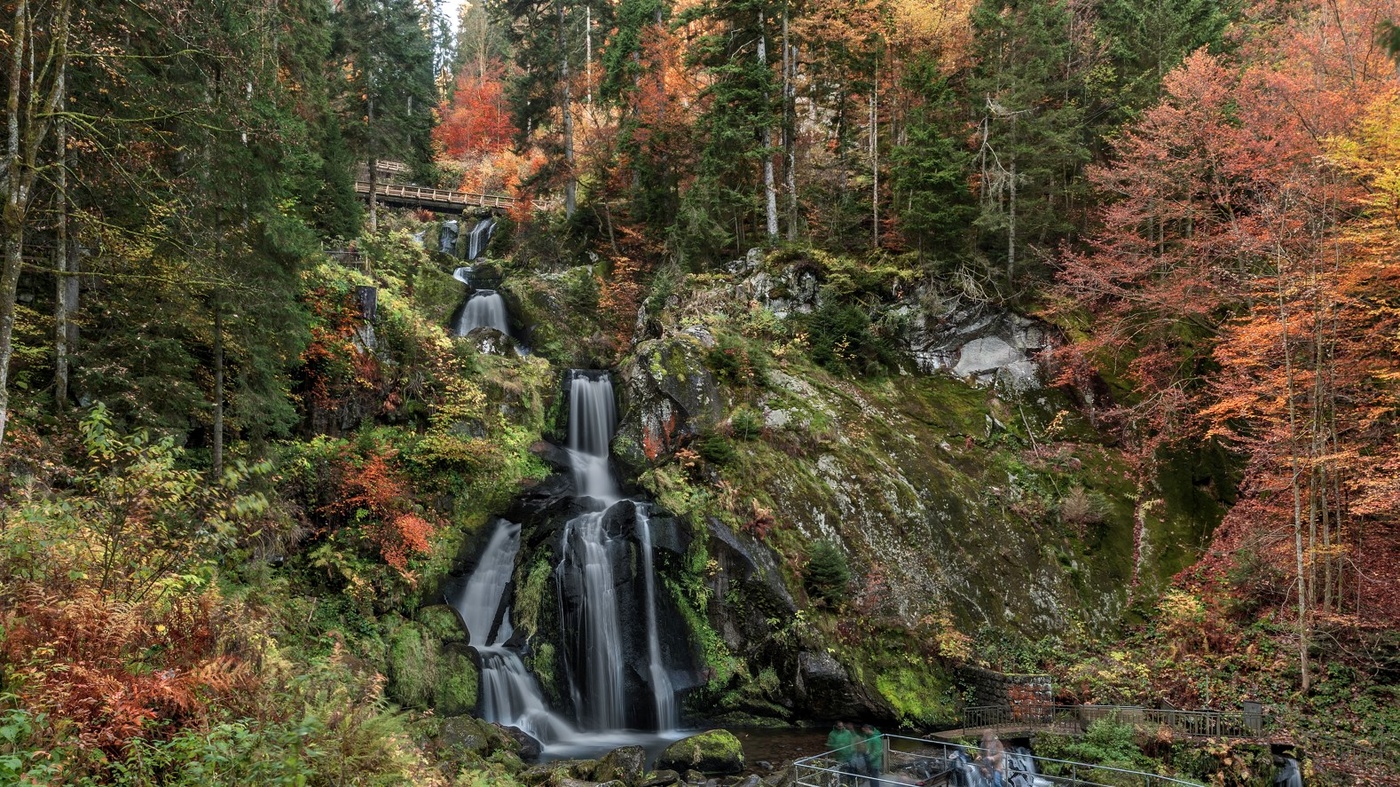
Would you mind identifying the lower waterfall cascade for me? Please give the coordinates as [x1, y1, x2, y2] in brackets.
[451, 369, 687, 752]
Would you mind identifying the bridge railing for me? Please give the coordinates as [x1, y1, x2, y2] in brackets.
[960, 704, 1267, 738]
[795, 735, 1204, 787]
[354, 181, 517, 211]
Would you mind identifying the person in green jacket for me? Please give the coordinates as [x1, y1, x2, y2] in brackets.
[826, 722, 858, 785]
[859, 724, 884, 782]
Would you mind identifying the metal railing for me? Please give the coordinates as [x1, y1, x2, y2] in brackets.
[795, 735, 1204, 787]
[960, 704, 1266, 739]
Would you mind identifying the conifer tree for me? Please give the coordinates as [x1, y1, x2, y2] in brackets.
[968, 0, 1091, 286]
[332, 0, 437, 232]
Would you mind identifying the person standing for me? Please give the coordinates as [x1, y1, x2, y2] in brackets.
[980, 730, 1006, 787]
[827, 722, 858, 786]
[859, 724, 884, 781]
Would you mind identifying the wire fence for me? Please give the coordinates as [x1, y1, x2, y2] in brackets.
[795, 735, 1205, 787]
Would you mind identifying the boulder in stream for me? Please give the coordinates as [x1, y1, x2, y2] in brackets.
[656, 730, 746, 775]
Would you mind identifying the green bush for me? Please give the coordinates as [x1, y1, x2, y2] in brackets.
[804, 541, 851, 604]
[698, 433, 737, 465]
[730, 408, 764, 440]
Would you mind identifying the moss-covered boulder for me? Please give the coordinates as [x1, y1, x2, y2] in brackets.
[594, 745, 648, 785]
[387, 622, 439, 709]
[616, 335, 723, 471]
[655, 730, 745, 775]
[435, 648, 479, 715]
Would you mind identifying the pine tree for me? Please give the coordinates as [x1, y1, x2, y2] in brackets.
[890, 57, 976, 260]
[968, 0, 1092, 286]
[332, 0, 437, 232]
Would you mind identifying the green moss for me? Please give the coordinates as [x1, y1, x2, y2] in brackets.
[527, 641, 559, 701]
[514, 558, 554, 638]
[388, 623, 439, 710]
[419, 605, 467, 644]
[875, 665, 956, 727]
[436, 650, 479, 715]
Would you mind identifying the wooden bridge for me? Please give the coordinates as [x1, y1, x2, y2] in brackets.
[355, 181, 517, 213]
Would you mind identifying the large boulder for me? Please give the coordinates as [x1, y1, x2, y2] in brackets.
[655, 730, 746, 775]
[595, 745, 648, 785]
[615, 335, 723, 470]
[904, 303, 1051, 392]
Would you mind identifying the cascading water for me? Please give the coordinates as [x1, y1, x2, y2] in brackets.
[466, 216, 496, 261]
[555, 370, 678, 732]
[556, 372, 629, 730]
[455, 289, 511, 336]
[636, 506, 677, 729]
[451, 521, 575, 743]
[451, 370, 681, 752]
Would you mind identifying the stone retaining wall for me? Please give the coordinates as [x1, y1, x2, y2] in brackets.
[958, 665, 1052, 712]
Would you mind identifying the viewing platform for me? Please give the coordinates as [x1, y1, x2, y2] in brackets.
[795, 734, 1204, 787]
[938, 703, 1267, 743]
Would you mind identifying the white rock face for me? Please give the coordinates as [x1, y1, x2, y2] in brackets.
[910, 307, 1050, 391]
[954, 337, 1022, 378]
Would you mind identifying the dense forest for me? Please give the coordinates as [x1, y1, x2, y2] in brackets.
[1, 0, 1399, 783]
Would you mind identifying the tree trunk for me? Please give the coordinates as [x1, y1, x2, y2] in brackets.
[783, 8, 798, 240]
[54, 59, 68, 412]
[870, 64, 878, 248]
[1280, 273, 1310, 694]
[213, 300, 224, 477]
[0, 0, 29, 448]
[559, 0, 576, 218]
[758, 9, 778, 240]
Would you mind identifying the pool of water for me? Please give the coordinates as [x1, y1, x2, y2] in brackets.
[536, 726, 835, 770]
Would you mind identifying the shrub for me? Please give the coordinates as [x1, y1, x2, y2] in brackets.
[730, 407, 764, 440]
[1059, 486, 1106, 526]
[804, 541, 852, 605]
[697, 433, 737, 465]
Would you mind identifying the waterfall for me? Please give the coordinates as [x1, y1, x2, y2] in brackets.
[636, 506, 677, 729]
[566, 372, 618, 502]
[466, 217, 495, 261]
[455, 289, 510, 336]
[451, 521, 575, 743]
[557, 372, 627, 729]
[452, 369, 681, 746]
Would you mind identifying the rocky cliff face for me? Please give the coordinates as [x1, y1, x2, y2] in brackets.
[439, 249, 1228, 730]
[596, 251, 1227, 727]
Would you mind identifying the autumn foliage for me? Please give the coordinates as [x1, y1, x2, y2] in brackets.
[1054, 0, 1400, 644]
[1, 586, 255, 758]
[324, 445, 436, 574]
[435, 61, 516, 160]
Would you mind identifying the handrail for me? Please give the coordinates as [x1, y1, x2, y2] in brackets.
[794, 735, 1204, 787]
[960, 704, 1266, 738]
[354, 181, 517, 210]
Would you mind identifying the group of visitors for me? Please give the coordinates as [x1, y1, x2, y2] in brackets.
[826, 722, 885, 784]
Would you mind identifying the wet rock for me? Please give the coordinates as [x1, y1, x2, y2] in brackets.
[437, 715, 490, 756]
[763, 766, 795, 787]
[734, 775, 764, 787]
[754, 762, 774, 773]
[504, 726, 542, 760]
[640, 770, 681, 787]
[684, 770, 707, 784]
[524, 760, 592, 786]
[595, 745, 648, 785]
[657, 730, 746, 775]
[530, 440, 575, 473]
[466, 326, 517, 355]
